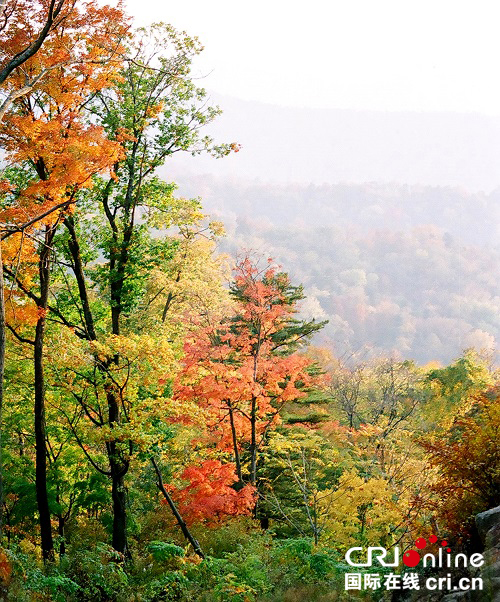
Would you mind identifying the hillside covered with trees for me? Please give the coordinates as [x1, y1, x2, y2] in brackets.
[168, 175, 500, 364]
[0, 2, 498, 601]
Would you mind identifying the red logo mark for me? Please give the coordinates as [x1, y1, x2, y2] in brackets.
[403, 534, 451, 567]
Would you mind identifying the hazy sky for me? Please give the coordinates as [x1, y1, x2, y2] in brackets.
[123, 0, 500, 114]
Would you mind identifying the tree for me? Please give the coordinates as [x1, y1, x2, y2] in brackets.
[424, 350, 495, 428]
[136, 216, 231, 335]
[0, 0, 77, 117]
[229, 256, 326, 355]
[0, 0, 127, 560]
[167, 459, 255, 525]
[37, 23, 237, 556]
[419, 386, 500, 538]
[0, 0, 74, 547]
[260, 430, 341, 544]
[177, 257, 324, 495]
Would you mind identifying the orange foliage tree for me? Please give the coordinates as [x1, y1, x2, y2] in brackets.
[0, 0, 128, 561]
[176, 257, 324, 506]
[0, 0, 127, 334]
[0, 0, 127, 227]
[0, 0, 72, 118]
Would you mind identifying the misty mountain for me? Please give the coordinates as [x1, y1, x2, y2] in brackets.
[165, 94, 500, 193]
[159, 98, 499, 364]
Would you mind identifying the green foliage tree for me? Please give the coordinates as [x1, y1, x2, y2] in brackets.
[48, 23, 236, 556]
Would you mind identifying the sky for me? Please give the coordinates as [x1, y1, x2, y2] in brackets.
[122, 0, 500, 114]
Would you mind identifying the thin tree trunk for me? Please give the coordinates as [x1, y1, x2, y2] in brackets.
[227, 401, 243, 486]
[250, 335, 261, 488]
[151, 457, 205, 559]
[56, 488, 66, 556]
[161, 271, 181, 322]
[249, 395, 257, 487]
[58, 517, 65, 556]
[34, 227, 55, 562]
[0, 235, 7, 602]
[110, 465, 128, 555]
[64, 216, 96, 340]
[313, 496, 318, 545]
[106, 385, 130, 557]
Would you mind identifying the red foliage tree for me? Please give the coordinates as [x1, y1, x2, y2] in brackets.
[167, 460, 255, 525]
[176, 257, 318, 500]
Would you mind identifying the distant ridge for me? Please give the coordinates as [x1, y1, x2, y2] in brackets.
[163, 94, 500, 193]
[157, 175, 499, 365]
[158, 97, 500, 364]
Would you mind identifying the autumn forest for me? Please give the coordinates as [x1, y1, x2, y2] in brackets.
[0, 1, 498, 601]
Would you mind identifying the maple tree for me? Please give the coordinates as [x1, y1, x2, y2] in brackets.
[176, 257, 324, 500]
[24, 22, 239, 557]
[168, 459, 255, 525]
[0, 0, 128, 562]
[0, 0, 76, 551]
[0, 0, 73, 118]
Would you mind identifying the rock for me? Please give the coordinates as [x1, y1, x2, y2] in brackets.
[485, 524, 500, 550]
[442, 592, 471, 602]
[476, 507, 500, 545]
[482, 561, 500, 580]
[474, 506, 500, 602]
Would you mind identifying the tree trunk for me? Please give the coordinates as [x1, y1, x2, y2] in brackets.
[64, 218, 131, 557]
[106, 385, 130, 557]
[34, 227, 55, 562]
[56, 490, 66, 556]
[227, 401, 243, 486]
[58, 518, 66, 556]
[151, 457, 205, 559]
[249, 395, 257, 487]
[111, 465, 128, 556]
[64, 216, 96, 340]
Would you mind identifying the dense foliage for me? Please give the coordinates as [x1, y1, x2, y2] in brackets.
[0, 2, 498, 601]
